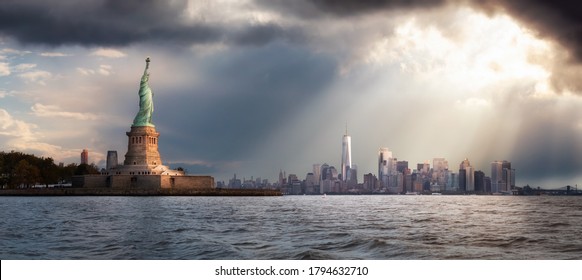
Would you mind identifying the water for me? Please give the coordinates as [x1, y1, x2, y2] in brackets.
[0, 195, 581, 259]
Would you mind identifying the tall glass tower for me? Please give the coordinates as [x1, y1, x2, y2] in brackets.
[341, 127, 352, 182]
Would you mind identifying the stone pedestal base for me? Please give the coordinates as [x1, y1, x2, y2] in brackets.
[124, 126, 162, 166]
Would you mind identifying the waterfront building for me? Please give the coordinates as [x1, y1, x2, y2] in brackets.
[320, 165, 339, 193]
[432, 158, 448, 188]
[396, 161, 408, 174]
[503, 167, 516, 192]
[341, 127, 352, 182]
[474, 170, 485, 192]
[418, 162, 430, 175]
[378, 148, 398, 190]
[447, 171, 458, 192]
[312, 164, 321, 186]
[491, 160, 513, 193]
[363, 173, 378, 192]
[278, 169, 285, 187]
[484, 176, 492, 193]
[378, 148, 392, 183]
[106, 150, 118, 170]
[459, 158, 474, 192]
[81, 149, 89, 165]
[228, 174, 242, 188]
[347, 164, 358, 188]
[305, 173, 318, 194]
[404, 173, 413, 193]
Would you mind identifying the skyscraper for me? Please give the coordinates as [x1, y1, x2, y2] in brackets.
[474, 170, 485, 192]
[378, 147, 393, 186]
[459, 158, 474, 192]
[341, 127, 352, 182]
[312, 164, 321, 186]
[491, 160, 514, 193]
[432, 158, 449, 187]
[81, 149, 89, 165]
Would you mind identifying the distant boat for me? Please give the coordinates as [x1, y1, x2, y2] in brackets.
[431, 193, 442, 195]
[322, 193, 326, 198]
[405, 192, 419, 195]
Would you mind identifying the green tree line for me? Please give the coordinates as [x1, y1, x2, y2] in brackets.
[0, 151, 100, 189]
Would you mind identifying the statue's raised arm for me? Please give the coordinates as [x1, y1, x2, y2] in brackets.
[132, 57, 155, 127]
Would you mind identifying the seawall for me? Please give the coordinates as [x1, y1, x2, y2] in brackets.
[0, 187, 281, 196]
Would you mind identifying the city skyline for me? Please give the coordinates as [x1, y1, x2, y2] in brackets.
[1, 1, 582, 187]
[221, 127, 519, 194]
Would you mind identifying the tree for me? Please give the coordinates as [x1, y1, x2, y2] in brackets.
[74, 163, 100, 175]
[59, 163, 78, 183]
[39, 157, 59, 187]
[12, 160, 41, 188]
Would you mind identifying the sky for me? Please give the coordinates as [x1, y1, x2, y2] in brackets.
[1, 0, 582, 188]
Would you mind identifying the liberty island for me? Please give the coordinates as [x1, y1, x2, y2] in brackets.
[0, 57, 279, 196]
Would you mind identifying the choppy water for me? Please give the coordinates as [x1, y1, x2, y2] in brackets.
[0, 195, 581, 259]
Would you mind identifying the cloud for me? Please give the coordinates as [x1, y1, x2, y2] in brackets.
[0, 48, 31, 55]
[470, 0, 582, 60]
[257, 0, 447, 18]
[155, 44, 336, 164]
[40, 52, 71, 57]
[31, 103, 100, 121]
[76, 67, 95, 76]
[90, 48, 126, 58]
[0, 0, 297, 48]
[259, 0, 582, 63]
[76, 64, 113, 76]
[1, 106, 102, 164]
[18, 70, 52, 85]
[13, 63, 36, 72]
[0, 108, 36, 140]
[455, 98, 490, 109]
[98, 65, 112, 76]
[0, 62, 9, 76]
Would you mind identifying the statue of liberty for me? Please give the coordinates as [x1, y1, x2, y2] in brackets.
[132, 57, 154, 127]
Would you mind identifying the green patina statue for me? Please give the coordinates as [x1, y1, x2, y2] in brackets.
[132, 57, 155, 127]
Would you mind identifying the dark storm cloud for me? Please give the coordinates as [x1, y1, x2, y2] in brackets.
[303, 0, 447, 15]
[473, 0, 582, 61]
[256, 0, 446, 18]
[154, 44, 337, 162]
[259, 0, 582, 60]
[0, 0, 298, 47]
[3, 0, 580, 63]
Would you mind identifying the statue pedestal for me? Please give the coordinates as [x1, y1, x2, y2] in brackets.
[124, 126, 162, 166]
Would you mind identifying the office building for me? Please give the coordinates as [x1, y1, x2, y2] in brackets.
[81, 149, 89, 165]
[491, 160, 513, 193]
[341, 128, 352, 182]
[459, 158, 474, 192]
[474, 170, 485, 192]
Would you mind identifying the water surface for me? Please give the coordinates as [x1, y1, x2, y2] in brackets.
[1, 195, 581, 259]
